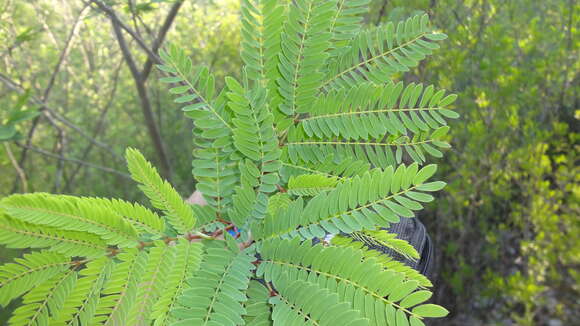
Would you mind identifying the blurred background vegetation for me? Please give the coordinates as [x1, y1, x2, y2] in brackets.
[0, 0, 578, 325]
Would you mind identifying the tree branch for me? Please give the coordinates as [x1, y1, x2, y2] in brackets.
[109, 12, 172, 179]
[4, 142, 28, 193]
[64, 58, 124, 192]
[375, 0, 388, 25]
[14, 142, 131, 179]
[13, 4, 89, 188]
[89, 0, 186, 180]
[0, 73, 123, 161]
[43, 5, 90, 102]
[88, 0, 161, 64]
[141, 0, 183, 81]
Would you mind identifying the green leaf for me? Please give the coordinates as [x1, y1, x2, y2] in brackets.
[125, 148, 195, 234]
[0, 215, 108, 258]
[270, 276, 369, 326]
[399, 290, 432, 309]
[7, 109, 40, 124]
[424, 33, 447, 41]
[438, 94, 457, 107]
[413, 164, 437, 185]
[430, 126, 449, 139]
[0, 251, 70, 307]
[415, 181, 446, 191]
[51, 257, 113, 325]
[171, 245, 255, 325]
[288, 174, 339, 196]
[411, 303, 449, 317]
[0, 194, 138, 248]
[9, 269, 77, 326]
[151, 239, 204, 325]
[126, 242, 175, 325]
[323, 14, 446, 91]
[0, 125, 17, 141]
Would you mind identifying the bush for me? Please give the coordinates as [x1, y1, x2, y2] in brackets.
[0, 1, 458, 324]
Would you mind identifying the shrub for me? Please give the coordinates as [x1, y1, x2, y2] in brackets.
[0, 0, 458, 324]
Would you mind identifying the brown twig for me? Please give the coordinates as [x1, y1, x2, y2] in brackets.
[0, 73, 123, 162]
[140, 0, 184, 81]
[91, 0, 185, 180]
[375, 0, 388, 25]
[9, 5, 90, 191]
[88, 0, 161, 64]
[52, 125, 67, 193]
[265, 282, 278, 297]
[64, 58, 124, 192]
[216, 218, 231, 225]
[14, 142, 131, 179]
[70, 258, 90, 270]
[3, 142, 28, 192]
[110, 17, 173, 179]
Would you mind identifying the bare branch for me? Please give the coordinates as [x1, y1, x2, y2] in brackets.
[141, 0, 184, 81]
[88, 0, 161, 64]
[13, 4, 90, 185]
[64, 58, 124, 191]
[110, 12, 172, 179]
[14, 142, 131, 179]
[43, 5, 90, 101]
[375, 1, 389, 25]
[3, 143, 28, 193]
[0, 73, 123, 161]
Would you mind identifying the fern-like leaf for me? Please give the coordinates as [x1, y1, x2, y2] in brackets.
[0, 194, 137, 248]
[150, 239, 203, 326]
[50, 256, 113, 325]
[243, 280, 272, 326]
[8, 269, 76, 326]
[277, 0, 335, 116]
[91, 249, 148, 325]
[158, 45, 231, 131]
[351, 230, 421, 260]
[298, 82, 459, 141]
[228, 171, 258, 226]
[241, 0, 286, 88]
[286, 124, 451, 167]
[269, 274, 369, 326]
[0, 214, 107, 258]
[226, 77, 282, 225]
[287, 174, 339, 196]
[254, 164, 443, 240]
[331, 234, 432, 287]
[280, 154, 369, 182]
[227, 77, 281, 164]
[328, 0, 370, 57]
[171, 244, 255, 325]
[322, 14, 447, 91]
[0, 251, 71, 307]
[88, 197, 165, 236]
[228, 160, 268, 226]
[126, 242, 175, 325]
[159, 45, 238, 215]
[259, 238, 448, 324]
[126, 148, 195, 234]
[266, 193, 292, 217]
[192, 144, 238, 215]
[191, 204, 219, 230]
